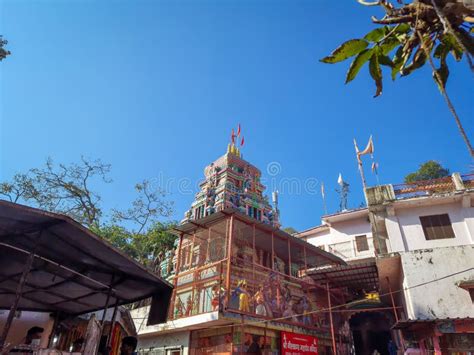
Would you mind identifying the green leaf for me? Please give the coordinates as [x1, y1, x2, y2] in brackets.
[364, 27, 387, 42]
[442, 33, 463, 61]
[433, 57, 449, 91]
[394, 24, 411, 34]
[379, 54, 393, 67]
[320, 39, 369, 64]
[369, 53, 383, 97]
[401, 47, 427, 76]
[434, 42, 448, 59]
[391, 46, 404, 80]
[345, 48, 374, 83]
[380, 37, 401, 55]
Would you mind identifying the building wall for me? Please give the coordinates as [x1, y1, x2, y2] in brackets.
[400, 245, 474, 320]
[137, 331, 190, 354]
[0, 310, 53, 348]
[305, 217, 375, 261]
[388, 200, 474, 252]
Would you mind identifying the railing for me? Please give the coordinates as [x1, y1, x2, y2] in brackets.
[462, 173, 474, 189]
[393, 176, 455, 199]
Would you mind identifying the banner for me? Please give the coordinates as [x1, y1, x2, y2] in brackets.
[281, 331, 318, 355]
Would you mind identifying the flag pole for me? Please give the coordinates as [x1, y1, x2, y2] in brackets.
[353, 139, 368, 203]
[373, 162, 380, 186]
[321, 182, 328, 215]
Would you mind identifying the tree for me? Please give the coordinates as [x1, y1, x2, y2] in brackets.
[404, 160, 450, 183]
[0, 157, 176, 270]
[320, 0, 474, 158]
[112, 180, 173, 234]
[0, 36, 10, 61]
[0, 157, 112, 228]
[92, 221, 177, 273]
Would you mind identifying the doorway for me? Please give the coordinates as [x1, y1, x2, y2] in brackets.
[349, 312, 393, 355]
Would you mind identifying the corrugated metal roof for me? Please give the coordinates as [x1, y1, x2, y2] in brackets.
[0, 200, 172, 315]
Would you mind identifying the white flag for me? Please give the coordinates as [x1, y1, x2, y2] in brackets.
[359, 135, 374, 157]
[337, 173, 344, 186]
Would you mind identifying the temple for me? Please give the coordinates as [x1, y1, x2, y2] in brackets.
[138, 128, 346, 354]
[181, 127, 280, 228]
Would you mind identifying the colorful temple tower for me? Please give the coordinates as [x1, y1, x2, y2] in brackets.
[181, 128, 280, 228]
[138, 127, 346, 354]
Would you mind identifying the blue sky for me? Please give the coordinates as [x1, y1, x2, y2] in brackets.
[1, 0, 472, 230]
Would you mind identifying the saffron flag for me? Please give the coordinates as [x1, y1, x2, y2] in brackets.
[359, 135, 374, 157]
[241, 136, 245, 147]
[237, 123, 241, 137]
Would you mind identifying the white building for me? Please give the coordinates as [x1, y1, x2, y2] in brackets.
[296, 208, 375, 262]
[297, 173, 474, 261]
[297, 173, 474, 352]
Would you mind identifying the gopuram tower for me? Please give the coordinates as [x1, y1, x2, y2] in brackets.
[181, 126, 280, 228]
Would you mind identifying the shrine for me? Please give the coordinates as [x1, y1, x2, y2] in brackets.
[139, 128, 347, 354]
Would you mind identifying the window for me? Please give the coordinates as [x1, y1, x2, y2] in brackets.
[355, 235, 369, 252]
[420, 214, 455, 240]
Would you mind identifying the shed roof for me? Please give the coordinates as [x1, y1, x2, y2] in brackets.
[0, 200, 172, 315]
[307, 261, 379, 290]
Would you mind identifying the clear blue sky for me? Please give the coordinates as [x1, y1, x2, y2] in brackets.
[1, 0, 472, 231]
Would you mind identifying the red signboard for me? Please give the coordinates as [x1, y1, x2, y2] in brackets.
[281, 331, 318, 355]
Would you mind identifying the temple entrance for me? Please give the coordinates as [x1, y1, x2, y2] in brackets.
[349, 312, 392, 355]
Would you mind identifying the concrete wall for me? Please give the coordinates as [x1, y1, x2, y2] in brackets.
[400, 245, 474, 320]
[305, 217, 375, 261]
[387, 200, 474, 252]
[0, 311, 53, 348]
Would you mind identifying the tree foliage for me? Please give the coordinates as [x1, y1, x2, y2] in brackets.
[92, 221, 177, 273]
[0, 36, 10, 61]
[404, 160, 450, 183]
[0, 157, 176, 271]
[320, 0, 474, 159]
[320, 0, 473, 97]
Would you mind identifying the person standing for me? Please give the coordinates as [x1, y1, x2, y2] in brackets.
[120, 336, 138, 355]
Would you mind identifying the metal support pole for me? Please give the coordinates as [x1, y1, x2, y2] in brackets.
[107, 298, 120, 347]
[326, 283, 337, 355]
[169, 233, 184, 319]
[100, 275, 114, 326]
[263, 322, 267, 355]
[0, 231, 43, 351]
[225, 215, 234, 309]
[303, 245, 307, 273]
[271, 232, 274, 270]
[252, 224, 256, 305]
[240, 315, 244, 355]
[386, 276, 398, 323]
[47, 311, 60, 349]
[386, 276, 405, 352]
[287, 239, 292, 276]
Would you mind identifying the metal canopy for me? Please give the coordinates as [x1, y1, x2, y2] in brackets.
[307, 261, 379, 290]
[0, 200, 173, 315]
